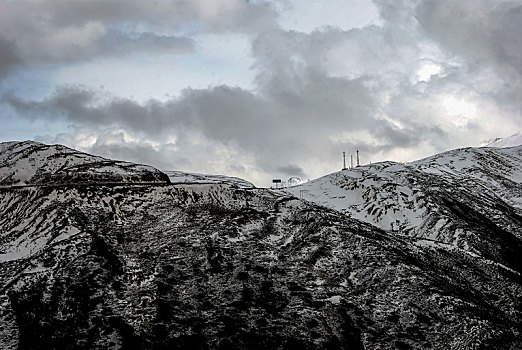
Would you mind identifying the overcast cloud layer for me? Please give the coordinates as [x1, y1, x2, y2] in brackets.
[1, 0, 521, 185]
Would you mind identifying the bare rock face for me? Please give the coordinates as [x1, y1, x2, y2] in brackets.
[0, 141, 521, 349]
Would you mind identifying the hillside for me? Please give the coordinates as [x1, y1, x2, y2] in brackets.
[285, 146, 522, 274]
[0, 141, 170, 186]
[0, 141, 521, 349]
[165, 170, 254, 188]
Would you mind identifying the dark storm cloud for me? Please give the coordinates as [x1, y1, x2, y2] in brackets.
[0, 25, 194, 71]
[13, 0, 278, 31]
[412, 0, 522, 112]
[276, 165, 305, 177]
[99, 31, 193, 56]
[415, 1, 522, 72]
[4, 86, 187, 133]
[4, 85, 274, 140]
[0, 0, 277, 75]
[374, 123, 447, 148]
[0, 38, 22, 78]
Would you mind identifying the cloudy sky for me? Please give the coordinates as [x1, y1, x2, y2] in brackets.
[1, 0, 521, 186]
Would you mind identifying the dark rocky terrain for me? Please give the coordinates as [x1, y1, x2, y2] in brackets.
[0, 141, 521, 349]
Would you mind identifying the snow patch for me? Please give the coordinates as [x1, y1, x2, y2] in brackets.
[328, 295, 342, 305]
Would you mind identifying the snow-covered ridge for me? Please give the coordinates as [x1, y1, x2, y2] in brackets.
[285, 145, 522, 257]
[411, 145, 522, 185]
[164, 170, 254, 188]
[0, 140, 169, 186]
[0, 140, 255, 189]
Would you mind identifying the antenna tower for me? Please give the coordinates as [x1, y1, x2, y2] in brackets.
[351, 154, 353, 169]
[342, 152, 347, 170]
[356, 150, 360, 167]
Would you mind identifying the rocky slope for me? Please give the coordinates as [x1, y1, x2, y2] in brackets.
[165, 170, 254, 188]
[0, 141, 170, 186]
[0, 141, 521, 349]
[285, 145, 522, 275]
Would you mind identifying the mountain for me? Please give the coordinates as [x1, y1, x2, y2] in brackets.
[1, 141, 521, 349]
[165, 170, 254, 188]
[285, 146, 522, 274]
[0, 141, 170, 186]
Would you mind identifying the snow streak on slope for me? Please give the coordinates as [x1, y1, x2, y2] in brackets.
[412, 146, 522, 208]
[0, 141, 169, 186]
[285, 162, 426, 232]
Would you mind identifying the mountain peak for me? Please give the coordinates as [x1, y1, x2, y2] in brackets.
[0, 140, 170, 186]
[484, 131, 522, 148]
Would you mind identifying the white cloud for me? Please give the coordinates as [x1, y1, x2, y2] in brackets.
[416, 63, 441, 82]
[273, 0, 382, 33]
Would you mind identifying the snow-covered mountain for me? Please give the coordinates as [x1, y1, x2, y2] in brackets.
[285, 145, 522, 272]
[486, 131, 522, 148]
[165, 170, 254, 188]
[0, 141, 170, 186]
[1, 141, 521, 349]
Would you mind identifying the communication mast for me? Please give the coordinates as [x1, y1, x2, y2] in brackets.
[342, 152, 347, 170]
[356, 150, 360, 167]
[351, 154, 354, 169]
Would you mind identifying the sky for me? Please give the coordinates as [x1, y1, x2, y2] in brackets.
[1, 0, 521, 186]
